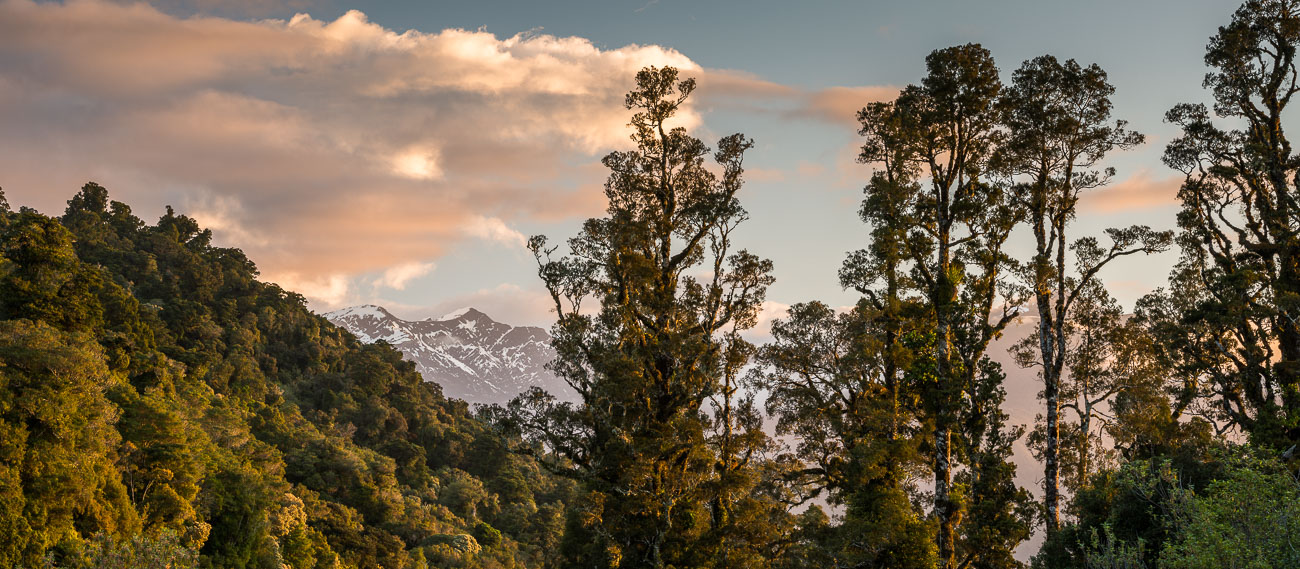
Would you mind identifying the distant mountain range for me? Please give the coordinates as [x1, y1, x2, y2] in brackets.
[324, 305, 574, 405]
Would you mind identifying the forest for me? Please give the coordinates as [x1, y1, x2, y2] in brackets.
[2, 0, 1299, 568]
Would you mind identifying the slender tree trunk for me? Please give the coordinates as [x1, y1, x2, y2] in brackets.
[934, 421, 954, 569]
[1080, 399, 1092, 490]
[935, 226, 957, 569]
[1030, 177, 1063, 536]
[1044, 177, 1073, 535]
[1039, 298, 1061, 535]
[886, 255, 902, 454]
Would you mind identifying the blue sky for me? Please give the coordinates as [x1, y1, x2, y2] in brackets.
[0, 0, 1237, 326]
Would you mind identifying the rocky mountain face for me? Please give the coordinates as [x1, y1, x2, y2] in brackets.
[324, 305, 574, 405]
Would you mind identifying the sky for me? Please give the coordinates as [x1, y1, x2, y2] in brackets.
[0, 0, 1235, 329]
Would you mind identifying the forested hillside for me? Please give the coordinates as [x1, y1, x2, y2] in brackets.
[0, 184, 573, 568]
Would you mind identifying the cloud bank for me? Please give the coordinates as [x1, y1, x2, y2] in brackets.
[0, 0, 701, 305]
[0, 0, 903, 318]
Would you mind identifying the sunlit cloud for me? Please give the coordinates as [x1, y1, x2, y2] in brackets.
[0, 0, 903, 316]
[133, 0, 320, 19]
[391, 147, 444, 181]
[268, 272, 352, 306]
[740, 300, 792, 344]
[0, 0, 703, 306]
[744, 167, 787, 183]
[181, 190, 270, 248]
[373, 261, 437, 291]
[464, 215, 527, 248]
[799, 85, 901, 125]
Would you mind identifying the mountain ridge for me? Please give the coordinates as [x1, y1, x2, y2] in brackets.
[324, 303, 573, 404]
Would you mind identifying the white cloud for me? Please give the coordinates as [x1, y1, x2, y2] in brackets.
[372, 261, 437, 291]
[182, 190, 269, 247]
[0, 0, 889, 311]
[464, 215, 527, 248]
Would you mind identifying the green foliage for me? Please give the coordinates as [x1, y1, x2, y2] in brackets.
[1078, 525, 1147, 569]
[0, 183, 574, 568]
[51, 530, 200, 569]
[507, 66, 786, 568]
[850, 42, 1035, 568]
[754, 302, 936, 568]
[1039, 450, 1299, 569]
[1159, 458, 1300, 569]
[0, 319, 135, 568]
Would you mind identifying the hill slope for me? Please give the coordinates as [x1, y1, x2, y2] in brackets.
[0, 184, 570, 569]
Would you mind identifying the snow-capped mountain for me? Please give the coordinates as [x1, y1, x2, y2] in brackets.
[324, 305, 573, 404]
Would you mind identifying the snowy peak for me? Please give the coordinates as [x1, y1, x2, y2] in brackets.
[325, 304, 397, 322]
[325, 304, 572, 405]
[437, 306, 491, 322]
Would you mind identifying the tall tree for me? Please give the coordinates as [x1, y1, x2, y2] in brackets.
[998, 54, 1171, 534]
[854, 43, 1027, 569]
[514, 66, 774, 568]
[754, 301, 934, 569]
[1162, 0, 1300, 448]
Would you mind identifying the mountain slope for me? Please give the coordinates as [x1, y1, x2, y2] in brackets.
[325, 304, 573, 404]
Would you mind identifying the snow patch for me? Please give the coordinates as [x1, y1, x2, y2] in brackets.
[439, 307, 474, 321]
[324, 304, 388, 320]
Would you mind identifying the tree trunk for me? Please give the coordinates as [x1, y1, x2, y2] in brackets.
[935, 422, 955, 568]
[935, 234, 957, 569]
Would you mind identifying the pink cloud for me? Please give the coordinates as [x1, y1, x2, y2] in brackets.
[800, 85, 901, 125]
[1080, 170, 1183, 213]
[696, 69, 898, 127]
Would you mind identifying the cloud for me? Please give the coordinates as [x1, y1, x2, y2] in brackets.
[796, 161, 826, 178]
[373, 261, 437, 291]
[744, 167, 786, 183]
[268, 272, 351, 306]
[391, 147, 444, 181]
[412, 283, 557, 328]
[0, 0, 701, 304]
[1080, 170, 1183, 213]
[695, 69, 898, 127]
[696, 69, 799, 101]
[464, 215, 527, 248]
[182, 189, 269, 247]
[799, 85, 901, 125]
[740, 301, 792, 344]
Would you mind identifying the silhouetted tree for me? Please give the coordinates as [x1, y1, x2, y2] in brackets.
[852, 43, 1030, 569]
[1162, 0, 1300, 449]
[998, 54, 1170, 534]
[516, 66, 775, 568]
